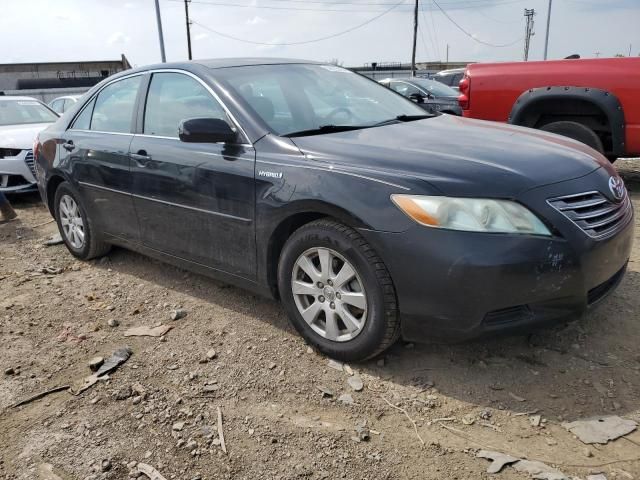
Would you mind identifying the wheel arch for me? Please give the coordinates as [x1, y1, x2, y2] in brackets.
[45, 173, 67, 216]
[508, 86, 626, 156]
[262, 201, 373, 298]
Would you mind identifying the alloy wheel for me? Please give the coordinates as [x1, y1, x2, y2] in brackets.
[59, 194, 85, 249]
[291, 247, 368, 342]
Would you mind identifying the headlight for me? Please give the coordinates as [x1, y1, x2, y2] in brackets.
[391, 194, 551, 236]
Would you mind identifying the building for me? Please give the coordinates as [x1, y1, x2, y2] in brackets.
[0, 54, 131, 103]
[350, 61, 471, 80]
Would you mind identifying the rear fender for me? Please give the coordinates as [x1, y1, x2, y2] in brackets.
[509, 87, 625, 156]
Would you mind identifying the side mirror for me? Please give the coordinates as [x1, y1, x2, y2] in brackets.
[178, 118, 237, 144]
[408, 92, 425, 104]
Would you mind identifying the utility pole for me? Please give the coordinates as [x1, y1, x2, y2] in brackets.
[184, 0, 193, 60]
[543, 0, 552, 60]
[154, 0, 166, 63]
[411, 0, 419, 77]
[523, 8, 535, 62]
[446, 44, 449, 63]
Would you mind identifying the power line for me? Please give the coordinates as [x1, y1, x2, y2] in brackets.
[426, 0, 442, 59]
[167, 0, 525, 13]
[431, 0, 523, 47]
[190, 0, 407, 46]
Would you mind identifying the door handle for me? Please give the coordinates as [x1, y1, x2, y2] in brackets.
[62, 140, 74, 151]
[130, 151, 152, 167]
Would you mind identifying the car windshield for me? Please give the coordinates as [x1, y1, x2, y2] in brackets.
[412, 79, 458, 97]
[0, 99, 58, 126]
[215, 63, 428, 136]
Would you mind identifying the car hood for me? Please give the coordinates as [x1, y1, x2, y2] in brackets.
[291, 115, 610, 197]
[0, 123, 52, 149]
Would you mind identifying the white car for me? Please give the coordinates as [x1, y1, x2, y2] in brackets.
[0, 96, 59, 193]
[49, 95, 81, 114]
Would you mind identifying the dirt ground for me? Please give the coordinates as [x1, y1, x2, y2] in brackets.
[1, 160, 640, 480]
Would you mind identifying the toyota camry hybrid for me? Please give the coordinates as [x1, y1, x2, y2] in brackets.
[34, 59, 633, 361]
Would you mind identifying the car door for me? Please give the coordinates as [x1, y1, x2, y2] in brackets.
[129, 71, 257, 278]
[59, 74, 143, 242]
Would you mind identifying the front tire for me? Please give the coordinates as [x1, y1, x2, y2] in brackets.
[278, 219, 399, 361]
[54, 181, 110, 260]
[539, 121, 604, 154]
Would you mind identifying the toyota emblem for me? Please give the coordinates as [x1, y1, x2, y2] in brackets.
[608, 176, 625, 201]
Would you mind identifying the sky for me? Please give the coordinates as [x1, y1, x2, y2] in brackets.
[1, 0, 639, 67]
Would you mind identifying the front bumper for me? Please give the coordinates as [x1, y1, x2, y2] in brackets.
[360, 171, 634, 343]
[0, 150, 37, 193]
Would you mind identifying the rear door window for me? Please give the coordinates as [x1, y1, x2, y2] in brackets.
[90, 76, 142, 133]
[143, 72, 227, 137]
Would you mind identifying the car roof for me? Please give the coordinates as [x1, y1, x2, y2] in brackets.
[51, 95, 81, 100]
[0, 96, 40, 102]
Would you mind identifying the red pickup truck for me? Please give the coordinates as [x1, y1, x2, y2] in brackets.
[458, 57, 640, 161]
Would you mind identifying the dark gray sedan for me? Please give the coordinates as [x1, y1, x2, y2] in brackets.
[379, 77, 462, 115]
[34, 59, 632, 361]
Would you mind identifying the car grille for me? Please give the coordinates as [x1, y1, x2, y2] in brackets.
[548, 191, 632, 239]
[0, 148, 22, 158]
[24, 150, 36, 176]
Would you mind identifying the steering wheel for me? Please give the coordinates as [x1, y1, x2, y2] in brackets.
[323, 107, 354, 124]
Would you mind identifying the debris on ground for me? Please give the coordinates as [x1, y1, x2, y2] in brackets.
[11, 385, 70, 408]
[328, 359, 344, 371]
[477, 450, 568, 479]
[530, 415, 542, 427]
[353, 419, 370, 442]
[562, 416, 638, 444]
[41, 266, 63, 275]
[88, 356, 104, 372]
[217, 406, 227, 454]
[71, 346, 132, 395]
[347, 375, 364, 392]
[137, 463, 168, 480]
[107, 318, 119, 328]
[317, 385, 334, 398]
[586, 474, 607, 480]
[124, 325, 173, 337]
[338, 393, 354, 405]
[509, 392, 526, 402]
[43, 233, 64, 246]
[170, 308, 187, 321]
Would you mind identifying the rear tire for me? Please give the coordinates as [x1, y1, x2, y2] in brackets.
[278, 218, 400, 362]
[539, 121, 604, 154]
[54, 181, 110, 261]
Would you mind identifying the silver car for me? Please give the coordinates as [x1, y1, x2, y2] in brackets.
[49, 95, 82, 115]
[0, 96, 58, 193]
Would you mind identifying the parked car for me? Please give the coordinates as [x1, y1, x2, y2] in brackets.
[432, 67, 466, 91]
[34, 59, 633, 361]
[458, 57, 640, 161]
[49, 95, 81, 115]
[378, 78, 461, 115]
[1, 96, 58, 193]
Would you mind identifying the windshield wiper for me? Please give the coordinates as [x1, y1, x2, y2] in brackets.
[371, 114, 433, 127]
[283, 125, 366, 138]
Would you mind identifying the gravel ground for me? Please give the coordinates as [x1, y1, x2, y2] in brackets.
[1, 160, 640, 480]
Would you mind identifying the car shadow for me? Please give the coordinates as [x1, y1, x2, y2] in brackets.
[91, 241, 640, 423]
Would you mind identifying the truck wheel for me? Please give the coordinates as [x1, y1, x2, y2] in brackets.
[278, 219, 400, 362]
[540, 121, 604, 154]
